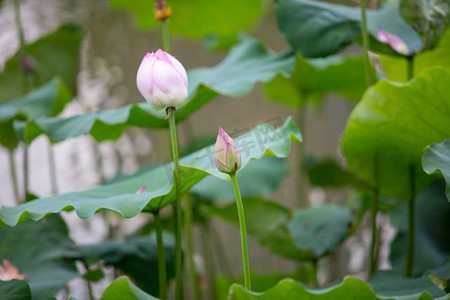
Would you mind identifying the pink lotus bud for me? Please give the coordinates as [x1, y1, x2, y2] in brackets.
[214, 127, 242, 174]
[377, 29, 409, 56]
[136, 49, 188, 110]
[136, 186, 147, 193]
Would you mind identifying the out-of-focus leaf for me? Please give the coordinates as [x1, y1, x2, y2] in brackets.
[0, 118, 301, 228]
[306, 157, 368, 189]
[215, 270, 315, 300]
[400, 0, 450, 51]
[82, 268, 104, 282]
[210, 199, 352, 260]
[99, 276, 158, 300]
[0, 24, 84, 102]
[109, 0, 264, 49]
[342, 67, 450, 200]
[264, 54, 374, 108]
[0, 78, 71, 149]
[388, 180, 450, 276]
[229, 276, 419, 300]
[287, 205, 353, 257]
[81, 233, 174, 297]
[191, 157, 290, 202]
[15, 36, 295, 144]
[423, 139, 450, 202]
[209, 197, 308, 260]
[275, 0, 421, 57]
[0, 215, 79, 300]
[369, 259, 450, 299]
[380, 29, 450, 83]
[0, 280, 31, 300]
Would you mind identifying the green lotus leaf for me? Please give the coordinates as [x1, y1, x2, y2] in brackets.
[342, 67, 450, 200]
[0, 118, 301, 228]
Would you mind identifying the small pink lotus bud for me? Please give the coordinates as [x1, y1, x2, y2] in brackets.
[377, 29, 409, 56]
[214, 127, 242, 174]
[136, 49, 188, 110]
[136, 186, 147, 193]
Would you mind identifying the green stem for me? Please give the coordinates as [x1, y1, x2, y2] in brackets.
[359, 0, 372, 87]
[168, 108, 183, 300]
[229, 172, 251, 291]
[201, 222, 218, 300]
[154, 212, 168, 300]
[8, 150, 20, 204]
[14, 0, 30, 202]
[369, 155, 380, 275]
[48, 142, 58, 194]
[407, 56, 414, 81]
[406, 165, 415, 277]
[209, 222, 233, 276]
[23, 146, 28, 199]
[184, 194, 199, 300]
[162, 19, 170, 52]
[13, 0, 26, 47]
[311, 260, 319, 288]
[405, 57, 415, 278]
[369, 191, 379, 274]
[296, 105, 308, 207]
[79, 260, 95, 300]
[93, 141, 106, 185]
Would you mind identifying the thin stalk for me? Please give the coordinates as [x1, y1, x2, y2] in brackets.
[162, 19, 170, 52]
[48, 142, 58, 194]
[407, 56, 414, 81]
[229, 172, 251, 291]
[184, 194, 199, 300]
[23, 146, 28, 199]
[209, 222, 233, 276]
[168, 108, 183, 300]
[154, 212, 168, 300]
[80, 260, 95, 300]
[160, 12, 184, 299]
[201, 222, 218, 300]
[310, 260, 319, 288]
[14, 0, 30, 201]
[93, 141, 106, 185]
[359, 0, 372, 87]
[13, 0, 26, 47]
[406, 165, 415, 277]
[405, 57, 415, 278]
[296, 105, 308, 207]
[369, 155, 380, 274]
[8, 150, 20, 204]
[369, 189, 379, 274]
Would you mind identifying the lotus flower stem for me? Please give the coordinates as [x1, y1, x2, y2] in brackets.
[405, 59, 415, 278]
[8, 150, 20, 204]
[167, 108, 183, 299]
[184, 193, 199, 300]
[162, 19, 171, 53]
[201, 222, 219, 299]
[369, 188, 379, 274]
[359, 0, 372, 87]
[154, 211, 168, 300]
[406, 164, 416, 277]
[13, 0, 25, 47]
[230, 172, 251, 290]
[407, 55, 414, 81]
[13, 0, 30, 202]
[369, 155, 380, 274]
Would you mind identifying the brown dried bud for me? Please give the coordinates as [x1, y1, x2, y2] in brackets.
[154, 0, 172, 21]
